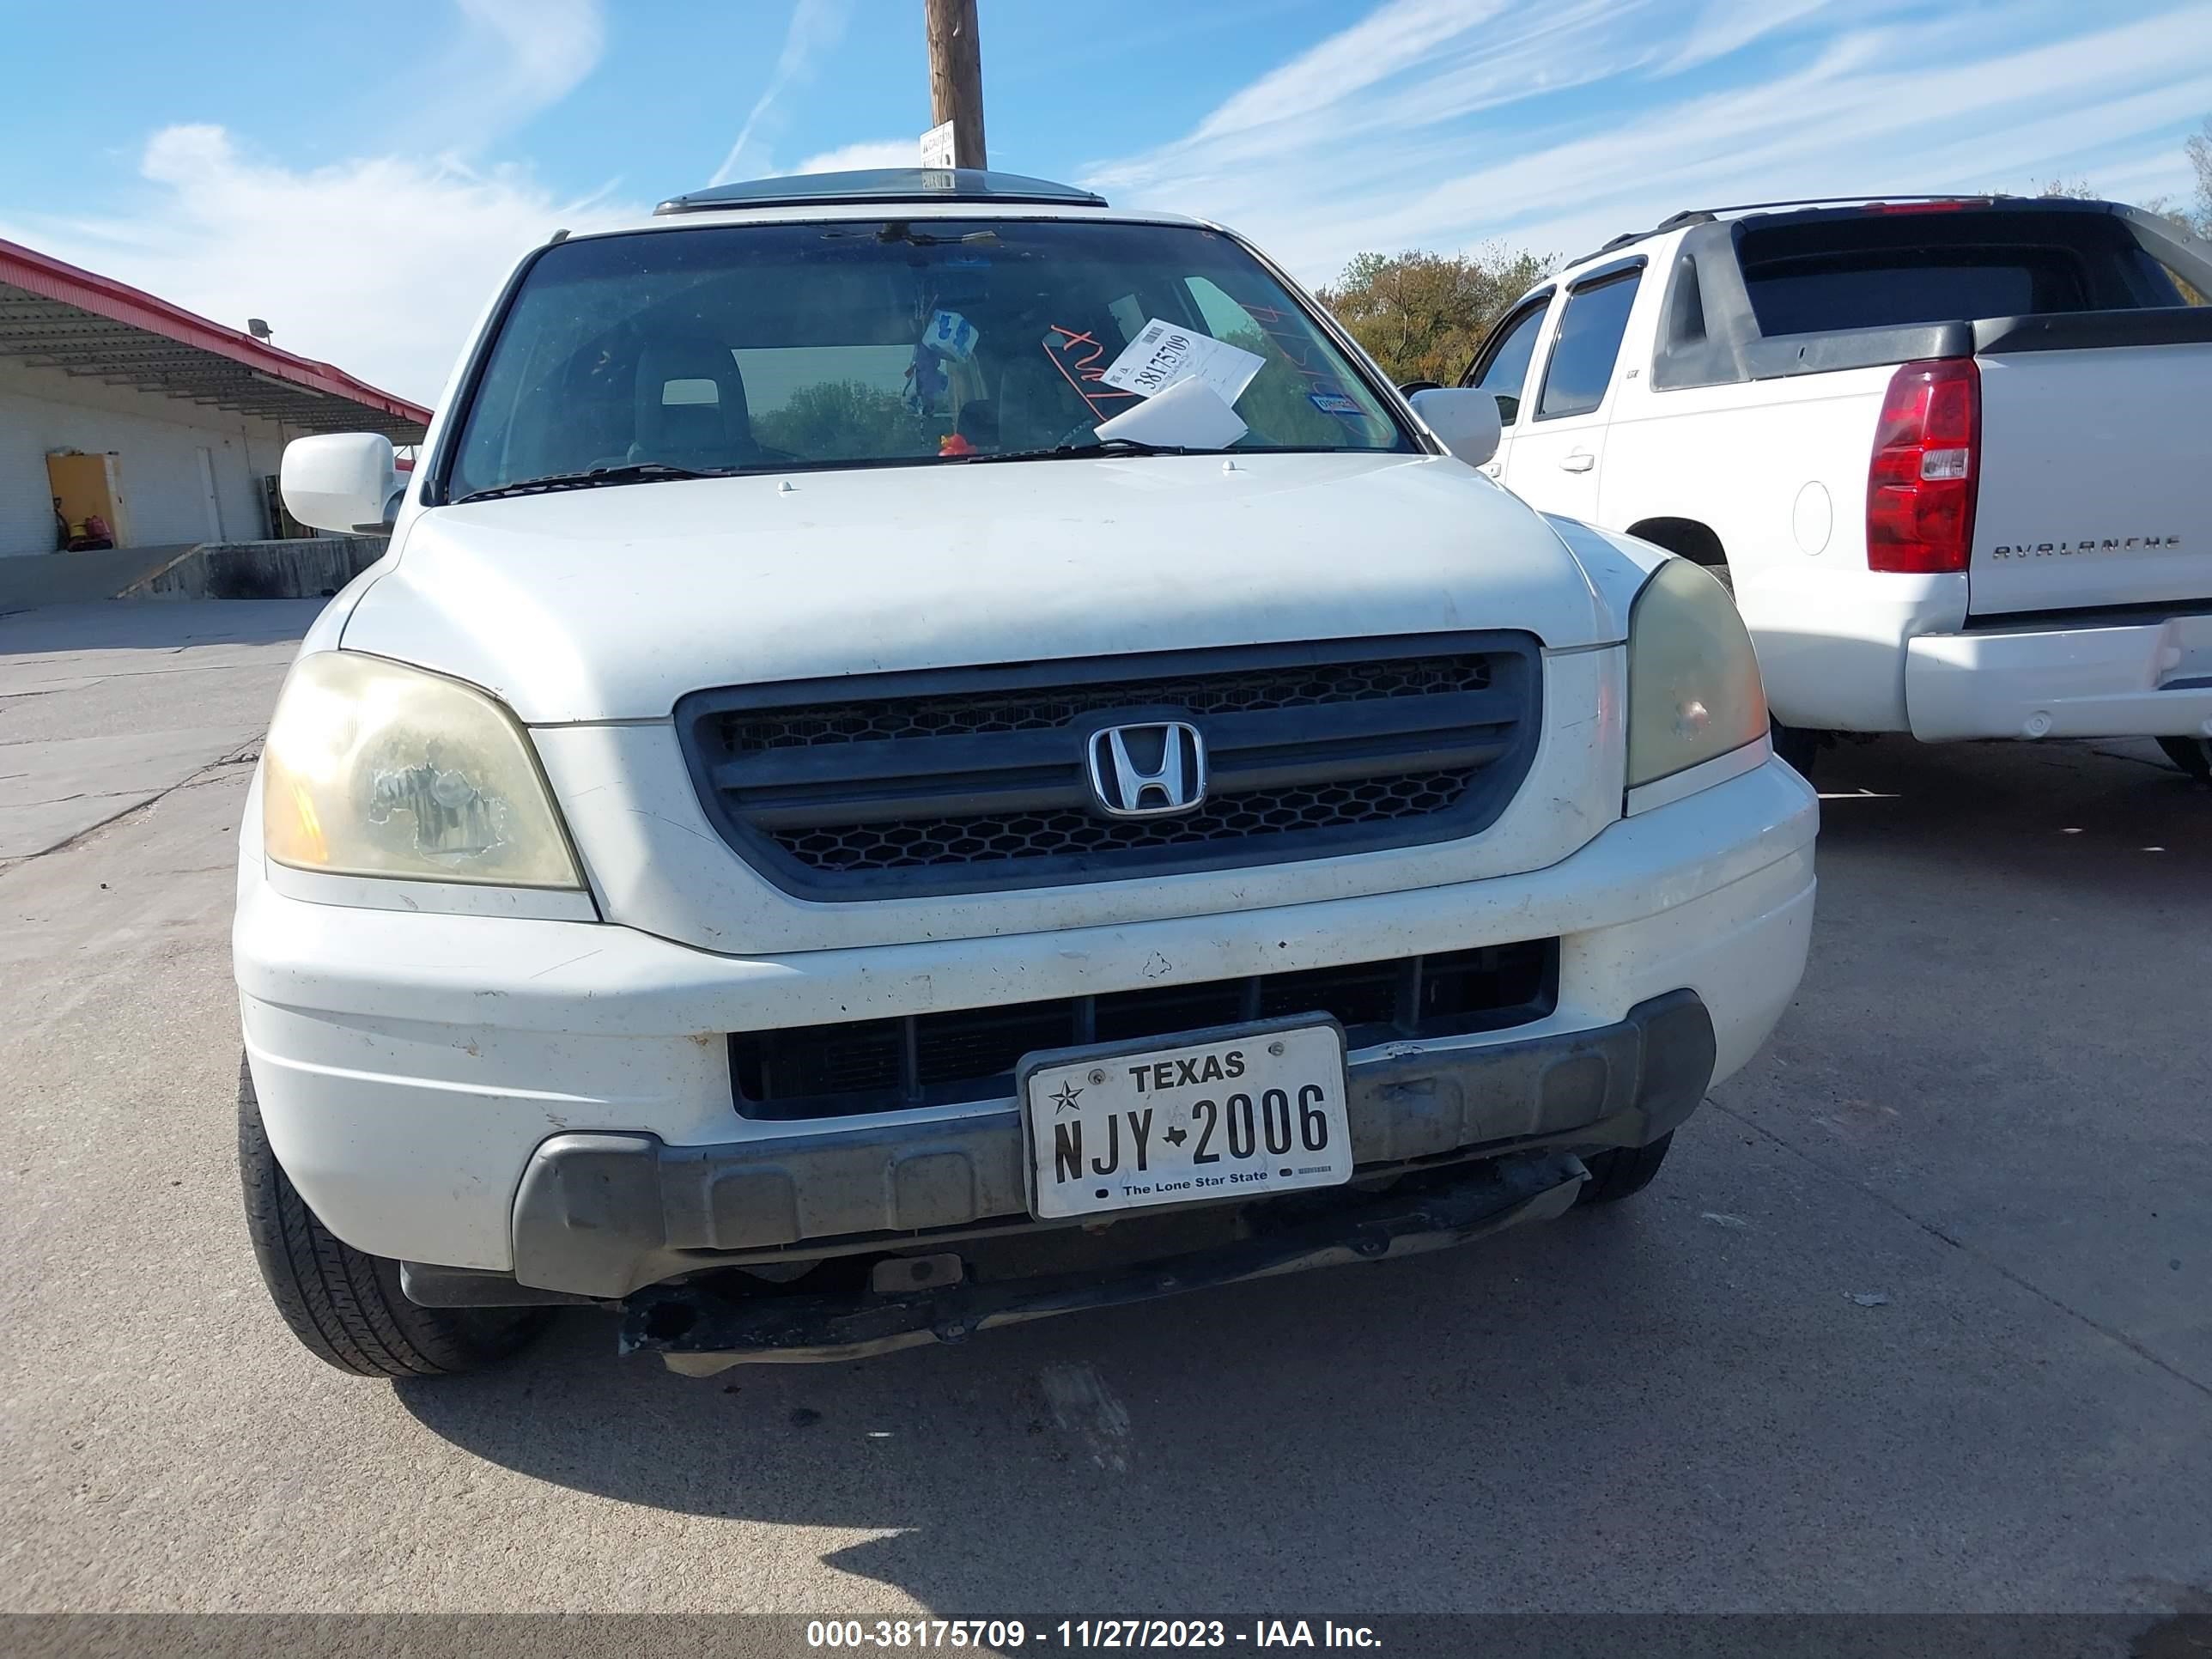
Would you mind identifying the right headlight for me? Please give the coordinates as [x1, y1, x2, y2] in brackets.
[263, 651, 583, 889]
[1625, 558, 1768, 795]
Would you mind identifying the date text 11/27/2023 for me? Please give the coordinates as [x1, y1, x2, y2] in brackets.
[1019, 1022, 1355, 1221]
[804, 1617, 1383, 1648]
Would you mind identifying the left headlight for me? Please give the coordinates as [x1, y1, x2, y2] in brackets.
[1625, 558, 1768, 795]
[263, 652, 583, 888]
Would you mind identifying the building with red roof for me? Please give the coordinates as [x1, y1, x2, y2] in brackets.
[0, 236, 430, 561]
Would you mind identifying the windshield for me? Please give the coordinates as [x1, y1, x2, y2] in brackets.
[445, 218, 1410, 497]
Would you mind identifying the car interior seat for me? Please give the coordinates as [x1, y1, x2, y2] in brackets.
[629, 334, 760, 471]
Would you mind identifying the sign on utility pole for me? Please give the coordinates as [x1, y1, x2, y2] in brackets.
[923, 0, 987, 169]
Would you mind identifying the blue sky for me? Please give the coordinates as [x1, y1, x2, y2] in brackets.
[3, 0, 2208, 403]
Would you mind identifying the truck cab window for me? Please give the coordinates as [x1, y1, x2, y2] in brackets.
[1536, 272, 1642, 420]
[1464, 301, 1549, 425]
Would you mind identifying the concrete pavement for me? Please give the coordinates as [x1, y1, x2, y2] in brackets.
[0, 601, 2205, 1618]
[0, 600, 318, 861]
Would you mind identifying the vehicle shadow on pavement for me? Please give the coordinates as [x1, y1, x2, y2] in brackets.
[389, 1212, 1742, 1610]
[391, 1213, 1723, 1608]
[1808, 736, 2209, 896]
[398, 1241, 1520, 1565]
[392, 1090, 2212, 1613]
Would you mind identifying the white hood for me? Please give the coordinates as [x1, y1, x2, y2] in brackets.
[342, 452, 1621, 724]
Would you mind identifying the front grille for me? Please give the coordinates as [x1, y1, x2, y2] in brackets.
[677, 635, 1540, 899]
[777, 772, 1473, 873]
[712, 653, 1504, 750]
[728, 939, 1559, 1120]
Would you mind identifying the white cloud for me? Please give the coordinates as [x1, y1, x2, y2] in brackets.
[1658, 0, 1836, 75]
[1190, 0, 1506, 142]
[792, 138, 920, 175]
[1389, 7, 2212, 268]
[406, 0, 607, 151]
[1088, 0, 2212, 288]
[1088, 0, 1650, 260]
[2080, 142, 2205, 207]
[709, 0, 858, 185]
[0, 1, 623, 408]
[3, 125, 637, 405]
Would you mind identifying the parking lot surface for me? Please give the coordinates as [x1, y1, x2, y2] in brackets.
[1, 600, 2206, 1615]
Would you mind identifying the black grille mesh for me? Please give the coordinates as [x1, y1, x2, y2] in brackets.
[729, 939, 1559, 1119]
[781, 771, 1470, 872]
[714, 655, 1494, 755]
[678, 638, 1538, 897]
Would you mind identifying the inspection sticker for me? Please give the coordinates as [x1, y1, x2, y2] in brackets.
[1309, 390, 1363, 415]
[1099, 318, 1266, 407]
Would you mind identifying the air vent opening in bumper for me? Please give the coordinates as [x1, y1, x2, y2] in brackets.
[728, 939, 1559, 1121]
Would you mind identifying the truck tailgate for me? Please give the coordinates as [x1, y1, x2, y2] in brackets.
[1971, 335, 2212, 617]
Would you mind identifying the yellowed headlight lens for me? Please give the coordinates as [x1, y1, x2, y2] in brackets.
[1625, 559, 1769, 792]
[263, 652, 581, 888]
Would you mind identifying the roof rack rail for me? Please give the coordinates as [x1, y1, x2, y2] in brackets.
[656, 167, 1108, 216]
[1571, 193, 2025, 265]
[1589, 210, 1716, 258]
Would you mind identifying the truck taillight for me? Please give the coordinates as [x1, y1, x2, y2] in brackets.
[1867, 357, 1979, 574]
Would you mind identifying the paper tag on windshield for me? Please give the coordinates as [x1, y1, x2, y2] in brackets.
[1093, 374, 1249, 450]
[1099, 319, 1266, 407]
[924, 309, 978, 362]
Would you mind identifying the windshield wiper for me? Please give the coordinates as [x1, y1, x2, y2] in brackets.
[959, 436, 1199, 465]
[453, 462, 715, 504]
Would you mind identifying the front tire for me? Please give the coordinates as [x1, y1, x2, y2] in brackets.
[2157, 737, 2211, 784]
[1575, 1133, 1674, 1206]
[238, 1055, 551, 1376]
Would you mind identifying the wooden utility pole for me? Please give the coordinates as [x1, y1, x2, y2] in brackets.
[925, 0, 988, 169]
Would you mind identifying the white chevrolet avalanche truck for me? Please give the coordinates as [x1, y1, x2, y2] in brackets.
[1455, 196, 2212, 780]
[239, 168, 1816, 1377]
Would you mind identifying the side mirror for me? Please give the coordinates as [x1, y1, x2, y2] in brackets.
[1407, 386, 1502, 468]
[1398, 380, 1443, 396]
[282, 433, 399, 534]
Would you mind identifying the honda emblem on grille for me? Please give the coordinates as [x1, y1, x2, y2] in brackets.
[1086, 720, 1207, 817]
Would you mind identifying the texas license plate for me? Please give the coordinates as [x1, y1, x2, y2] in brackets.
[1019, 1018, 1352, 1220]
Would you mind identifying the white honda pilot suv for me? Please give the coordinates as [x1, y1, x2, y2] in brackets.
[238, 168, 1816, 1376]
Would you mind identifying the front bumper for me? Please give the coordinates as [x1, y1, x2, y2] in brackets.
[623, 1151, 1591, 1372]
[237, 758, 1816, 1284]
[1905, 606, 2212, 741]
[507, 989, 1714, 1299]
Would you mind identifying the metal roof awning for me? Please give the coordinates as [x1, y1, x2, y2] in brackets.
[0, 236, 430, 442]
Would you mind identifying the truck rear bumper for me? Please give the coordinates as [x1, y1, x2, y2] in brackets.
[1905, 606, 2212, 741]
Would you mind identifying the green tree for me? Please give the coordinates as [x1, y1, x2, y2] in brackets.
[1316, 244, 1556, 387]
[2025, 116, 2212, 240]
[2185, 116, 2212, 236]
[751, 380, 942, 460]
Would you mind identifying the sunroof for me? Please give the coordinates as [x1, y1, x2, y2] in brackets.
[656, 167, 1109, 216]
